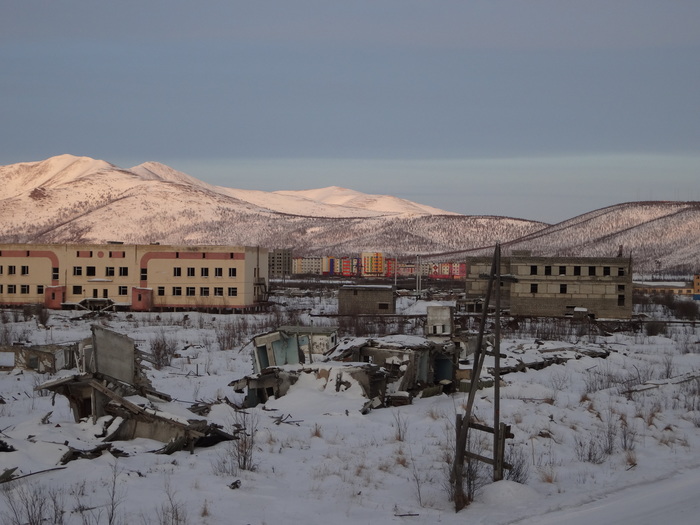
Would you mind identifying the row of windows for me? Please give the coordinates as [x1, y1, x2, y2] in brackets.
[162, 286, 237, 297]
[75, 250, 126, 258]
[528, 265, 626, 277]
[2, 265, 239, 279]
[528, 283, 626, 294]
[73, 250, 239, 259]
[0, 284, 43, 294]
[0, 265, 30, 275]
[66, 286, 240, 297]
[172, 267, 236, 278]
[73, 266, 130, 277]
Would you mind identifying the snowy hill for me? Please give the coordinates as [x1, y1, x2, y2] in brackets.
[1, 155, 699, 273]
[502, 201, 700, 275]
[0, 154, 544, 253]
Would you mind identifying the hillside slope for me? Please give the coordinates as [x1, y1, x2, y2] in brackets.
[1, 155, 699, 273]
[503, 202, 700, 274]
[0, 155, 544, 254]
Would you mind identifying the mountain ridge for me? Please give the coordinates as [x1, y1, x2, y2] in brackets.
[1, 155, 698, 275]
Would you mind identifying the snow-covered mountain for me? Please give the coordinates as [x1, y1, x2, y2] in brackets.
[0, 155, 542, 253]
[1, 155, 698, 274]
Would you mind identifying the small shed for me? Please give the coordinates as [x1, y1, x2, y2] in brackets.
[0, 344, 75, 373]
[338, 285, 396, 315]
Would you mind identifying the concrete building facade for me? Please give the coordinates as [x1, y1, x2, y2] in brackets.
[338, 285, 396, 315]
[268, 249, 292, 278]
[465, 254, 633, 319]
[0, 243, 268, 312]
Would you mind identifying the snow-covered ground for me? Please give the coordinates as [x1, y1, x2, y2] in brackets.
[1, 298, 699, 524]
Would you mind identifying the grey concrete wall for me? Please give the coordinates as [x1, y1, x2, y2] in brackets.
[92, 325, 135, 383]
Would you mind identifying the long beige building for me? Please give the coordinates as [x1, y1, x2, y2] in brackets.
[0, 243, 268, 312]
[465, 254, 633, 319]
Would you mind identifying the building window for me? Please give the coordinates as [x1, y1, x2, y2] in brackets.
[157, 286, 165, 296]
[186, 287, 196, 296]
[72, 285, 82, 295]
[73, 266, 82, 276]
[618, 294, 626, 306]
[52, 267, 59, 280]
[0, 285, 3, 293]
[559, 266, 566, 275]
[140, 268, 147, 280]
[530, 283, 538, 294]
[119, 267, 129, 277]
[589, 266, 596, 276]
[173, 267, 182, 277]
[618, 285, 625, 292]
[214, 287, 223, 296]
[544, 266, 552, 276]
[574, 266, 581, 276]
[618, 267, 626, 276]
[86, 266, 96, 277]
[187, 267, 195, 277]
[603, 266, 611, 276]
[200, 287, 209, 296]
[530, 265, 537, 275]
[106, 267, 115, 277]
[378, 303, 389, 310]
[20, 285, 29, 294]
[172, 286, 182, 296]
[0, 265, 3, 275]
[228, 268, 237, 278]
[215, 267, 223, 277]
[7, 265, 16, 275]
[21, 265, 29, 275]
[227, 287, 238, 297]
[560, 284, 568, 294]
[37, 285, 44, 295]
[8, 285, 16, 294]
[118, 286, 128, 295]
[201, 268, 209, 277]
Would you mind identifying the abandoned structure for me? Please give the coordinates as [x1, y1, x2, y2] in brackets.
[234, 333, 457, 409]
[37, 325, 227, 448]
[465, 253, 633, 319]
[268, 249, 292, 278]
[0, 242, 269, 313]
[0, 343, 75, 373]
[231, 363, 388, 410]
[327, 335, 458, 398]
[337, 284, 396, 315]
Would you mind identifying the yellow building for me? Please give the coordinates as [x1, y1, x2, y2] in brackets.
[0, 243, 268, 312]
[361, 252, 385, 277]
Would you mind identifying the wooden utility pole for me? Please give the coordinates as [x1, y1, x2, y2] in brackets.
[451, 243, 514, 510]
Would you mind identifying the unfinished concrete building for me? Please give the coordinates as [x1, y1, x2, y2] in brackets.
[465, 253, 633, 319]
[337, 285, 396, 315]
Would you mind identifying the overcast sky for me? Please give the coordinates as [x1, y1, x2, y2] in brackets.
[2, 1, 699, 223]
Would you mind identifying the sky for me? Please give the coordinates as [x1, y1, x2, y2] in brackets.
[1, 1, 699, 223]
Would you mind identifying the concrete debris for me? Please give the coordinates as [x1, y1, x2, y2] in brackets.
[36, 325, 231, 451]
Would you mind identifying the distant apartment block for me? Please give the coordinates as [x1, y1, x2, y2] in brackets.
[465, 253, 633, 319]
[322, 256, 360, 276]
[268, 249, 292, 278]
[0, 243, 268, 312]
[292, 256, 323, 275]
[361, 252, 385, 277]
